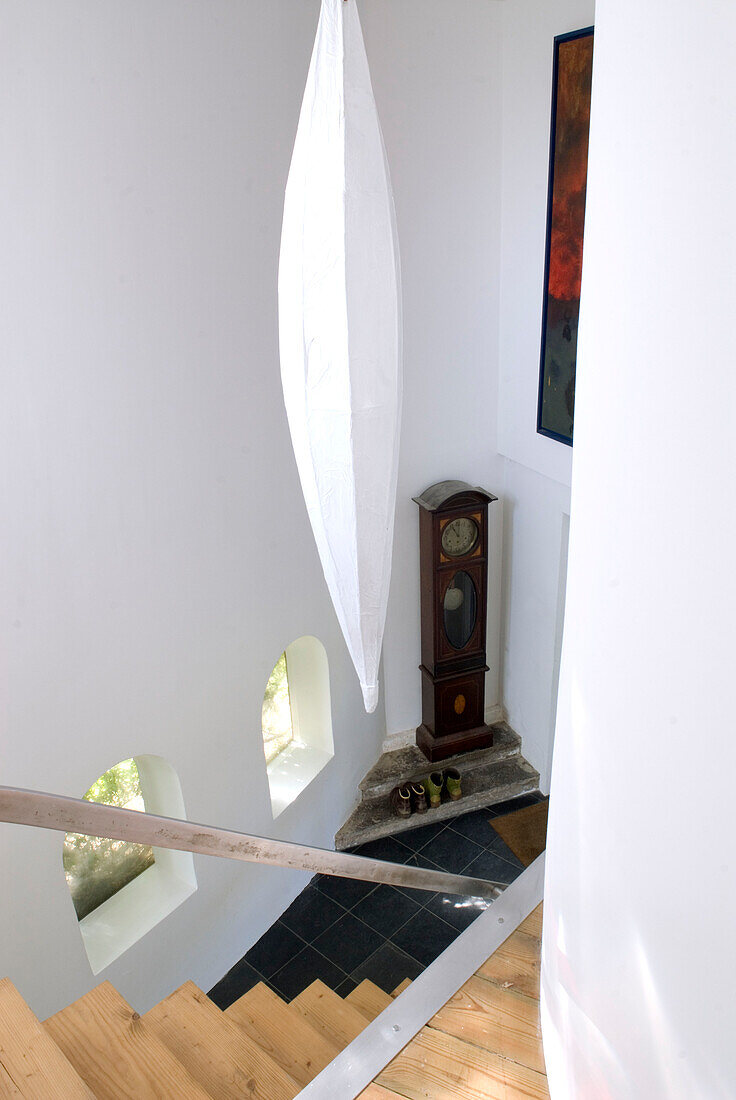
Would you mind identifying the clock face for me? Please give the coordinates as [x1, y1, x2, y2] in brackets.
[441, 517, 479, 558]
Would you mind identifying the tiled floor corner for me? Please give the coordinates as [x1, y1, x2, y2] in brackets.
[208, 791, 547, 1008]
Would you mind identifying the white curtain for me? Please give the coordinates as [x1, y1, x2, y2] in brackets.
[278, 0, 401, 713]
[542, 1, 736, 1096]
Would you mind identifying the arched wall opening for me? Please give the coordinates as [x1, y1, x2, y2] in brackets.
[263, 635, 334, 818]
[64, 754, 197, 975]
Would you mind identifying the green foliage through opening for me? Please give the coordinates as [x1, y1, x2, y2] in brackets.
[262, 652, 295, 765]
[63, 758, 155, 922]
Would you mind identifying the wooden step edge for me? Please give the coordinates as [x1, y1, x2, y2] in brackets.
[43, 980, 213, 1099]
[345, 979, 392, 1021]
[226, 982, 339, 1089]
[0, 978, 95, 1099]
[357, 1085, 406, 1099]
[518, 902, 544, 940]
[292, 980, 369, 1050]
[144, 980, 300, 1100]
[390, 978, 411, 997]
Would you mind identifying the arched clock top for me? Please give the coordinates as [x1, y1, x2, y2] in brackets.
[412, 480, 498, 514]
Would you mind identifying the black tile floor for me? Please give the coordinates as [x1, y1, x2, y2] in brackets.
[208, 791, 546, 1009]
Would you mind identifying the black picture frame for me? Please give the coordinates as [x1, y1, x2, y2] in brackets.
[537, 26, 594, 447]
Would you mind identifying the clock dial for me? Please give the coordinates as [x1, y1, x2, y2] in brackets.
[441, 517, 479, 558]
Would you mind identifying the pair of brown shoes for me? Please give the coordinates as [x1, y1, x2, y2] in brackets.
[390, 768, 463, 817]
[390, 783, 428, 817]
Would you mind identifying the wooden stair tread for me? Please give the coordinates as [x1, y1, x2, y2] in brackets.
[391, 978, 412, 997]
[476, 928, 541, 1000]
[226, 982, 338, 1089]
[144, 981, 299, 1100]
[292, 980, 369, 1049]
[345, 980, 392, 1021]
[357, 1085, 405, 1099]
[0, 978, 94, 1099]
[376, 1024, 549, 1100]
[429, 975, 545, 1075]
[518, 903, 543, 941]
[43, 980, 213, 1099]
[0, 1059, 22, 1098]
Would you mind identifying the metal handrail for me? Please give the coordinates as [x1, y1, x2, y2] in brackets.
[0, 786, 505, 900]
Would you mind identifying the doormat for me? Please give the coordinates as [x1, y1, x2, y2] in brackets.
[491, 800, 548, 867]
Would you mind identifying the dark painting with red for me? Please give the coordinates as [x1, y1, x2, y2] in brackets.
[538, 28, 594, 446]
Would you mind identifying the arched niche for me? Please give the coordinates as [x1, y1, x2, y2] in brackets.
[262, 636, 334, 818]
[63, 754, 196, 974]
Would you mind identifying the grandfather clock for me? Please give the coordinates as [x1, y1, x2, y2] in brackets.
[414, 480, 498, 762]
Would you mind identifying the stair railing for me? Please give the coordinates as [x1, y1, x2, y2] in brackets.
[0, 785, 505, 900]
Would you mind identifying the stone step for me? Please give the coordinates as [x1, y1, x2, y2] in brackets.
[359, 723, 522, 802]
[336, 752, 540, 850]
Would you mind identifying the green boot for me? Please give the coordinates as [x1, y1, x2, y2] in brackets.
[423, 772, 444, 808]
[444, 768, 462, 801]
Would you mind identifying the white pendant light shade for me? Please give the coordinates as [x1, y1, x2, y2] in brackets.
[278, 0, 402, 713]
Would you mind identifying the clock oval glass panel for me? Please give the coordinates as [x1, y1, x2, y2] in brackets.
[441, 517, 479, 558]
[443, 571, 477, 650]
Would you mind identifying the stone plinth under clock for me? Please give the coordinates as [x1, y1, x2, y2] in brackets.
[335, 721, 540, 850]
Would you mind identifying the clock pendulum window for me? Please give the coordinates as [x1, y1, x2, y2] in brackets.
[413, 480, 498, 762]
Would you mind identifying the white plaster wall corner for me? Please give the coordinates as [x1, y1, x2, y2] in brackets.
[544, 0, 736, 1091]
[0, 0, 385, 1018]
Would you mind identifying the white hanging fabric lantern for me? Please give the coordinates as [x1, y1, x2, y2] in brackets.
[278, 0, 402, 714]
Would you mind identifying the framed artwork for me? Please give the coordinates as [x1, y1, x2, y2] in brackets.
[537, 27, 594, 446]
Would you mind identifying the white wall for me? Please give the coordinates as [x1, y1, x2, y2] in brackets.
[0, 0, 389, 1019]
[500, 460, 570, 786]
[0, 0, 601, 1018]
[365, 0, 506, 742]
[543, 0, 736, 1094]
[496, 0, 594, 788]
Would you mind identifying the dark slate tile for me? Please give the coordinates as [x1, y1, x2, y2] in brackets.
[207, 959, 264, 1009]
[335, 976, 359, 997]
[393, 818, 449, 852]
[418, 829, 485, 874]
[351, 835, 414, 864]
[350, 941, 424, 995]
[490, 792, 543, 817]
[244, 920, 304, 979]
[280, 884, 344, 942]
[312, 913, 384, 974]
[313, 872, 378, 911]
[391, 908, 459, 967]
[463, 847, 525, 887]
[424, 892, 492, 932]
[270, 944, 348, 1000]
[352, 885, 422, 938]
[448, 808, 501, 848]
[395, 852, 447, 903]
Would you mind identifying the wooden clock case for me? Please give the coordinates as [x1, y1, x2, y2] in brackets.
[414, 480, 498, 762]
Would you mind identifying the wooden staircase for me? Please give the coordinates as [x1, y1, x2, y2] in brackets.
[0, 905, 547, 1098]
[0, 971, 405, 1099]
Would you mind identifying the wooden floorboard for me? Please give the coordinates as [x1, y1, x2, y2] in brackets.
[226, 983, 339, 1089]
[475, 928, 541, 1001]
[144, 981, 299, 1100]
[292, 980, 368, 1050]
[0, 979, 94, 1099]
[370, 903, 548, 1098]
[346, 981, 393, 1022]
[43, 981, 213, 1099]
